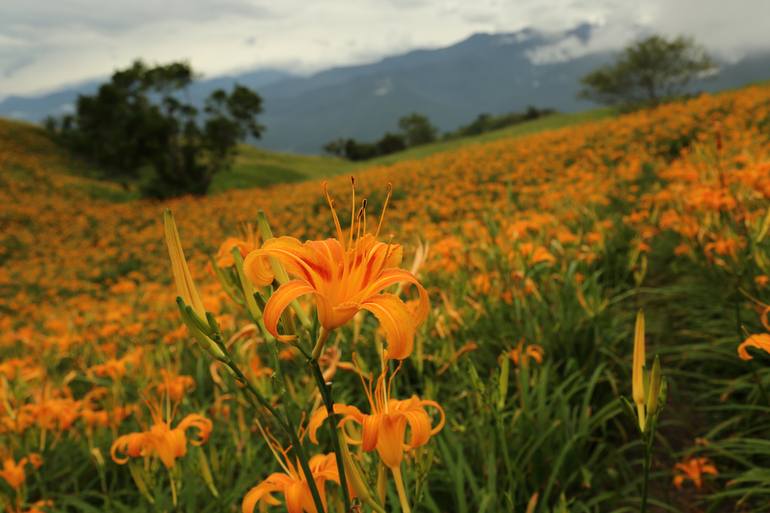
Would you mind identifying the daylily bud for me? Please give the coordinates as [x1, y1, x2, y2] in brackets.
[497, 352, 510, 411]
[756, 207, 770, 242]
[632, 309, 646, 431]
[90, 447, 105, 468]
[163, 210, 205, 319]
[198, 449, 219, 498]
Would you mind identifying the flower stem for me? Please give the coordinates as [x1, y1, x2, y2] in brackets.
[225, 358, 327, 513]
[168, 467, 178, 508]
[392, 465, 412, 513]
[640, 434, 652, 513]
[311, 328, 330, 361]
[309, 356, 352, 512]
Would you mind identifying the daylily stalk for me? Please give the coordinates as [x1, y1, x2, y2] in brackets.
[231, 247, 264, 323]
[392, 465, 412, 513]
[176, 298, 226, 360]
[311, 328, 330, 361]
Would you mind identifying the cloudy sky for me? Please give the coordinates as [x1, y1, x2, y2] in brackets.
[1, 0, 769, 99]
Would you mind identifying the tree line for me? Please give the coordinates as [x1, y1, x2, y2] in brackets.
[323, 106, 555, 161]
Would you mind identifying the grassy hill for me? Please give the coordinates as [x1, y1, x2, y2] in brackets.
[1, 107, 617, 197]
[217, 107, 615, 192]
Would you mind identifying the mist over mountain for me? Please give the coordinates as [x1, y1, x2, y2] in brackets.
[2, 24, 769, 154]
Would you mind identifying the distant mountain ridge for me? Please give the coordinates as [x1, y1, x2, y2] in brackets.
[2, 25, 770, 154]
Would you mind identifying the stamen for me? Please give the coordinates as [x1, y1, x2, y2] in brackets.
[355, 203, 366, 245]
[257, 420, 291, 474]
[361, 199, 368, 234]
[353, 352, 376, 410]
[387, 360, 403, 402]
[323, 182, 344, 241]
[375, 183, 393, 238]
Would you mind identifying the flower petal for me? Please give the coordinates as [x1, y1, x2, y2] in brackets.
[376, 414, 407, 469]
[307, 404, 363, 444]
[242, 477, 284, 513]
[738, 333, 770, 360]
[263, 280, 316, 342]
[360, 294, 417, 360]
[361, 414, 381, 452]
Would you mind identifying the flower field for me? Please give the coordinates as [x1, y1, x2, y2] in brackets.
[1, 85, 770, 512]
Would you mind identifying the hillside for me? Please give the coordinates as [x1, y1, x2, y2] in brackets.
[2, 84, 770, 511]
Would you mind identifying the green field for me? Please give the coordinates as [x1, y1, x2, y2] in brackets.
[215, 108, 616, 192]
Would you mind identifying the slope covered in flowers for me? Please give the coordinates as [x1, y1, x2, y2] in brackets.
[1, 86, 770, 512]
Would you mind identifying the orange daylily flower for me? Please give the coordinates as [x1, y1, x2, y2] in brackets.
[110, 399, 212, 469]
[216, 224, 264, 269]
[242, 452, 339, 513]
[156, 370, 196, 402]
[737, 333, 770, 360]
[21, 500, 54, 513]
[673, 457, 717, 489]
[510, 340, 544, 366]
[308, 368, 445, 469]
[0, 454, 42, 490]
[244, 183, 429, 360]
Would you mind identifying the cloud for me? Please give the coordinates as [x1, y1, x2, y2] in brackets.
[0, 0, 768, 98]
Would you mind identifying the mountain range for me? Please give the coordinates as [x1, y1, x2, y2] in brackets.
[2, 24, 770, 154]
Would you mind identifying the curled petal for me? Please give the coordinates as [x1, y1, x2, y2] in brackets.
[261, 237, 328, 287]
[242, 476, 284, 513]
[243, 250, 274, 287]
[178, 414, 213, 445]
[217, 237, 253, 269]
[360, 294, 417, 360]
[422, 399, 446, 436]
[263, 280, 316, 342]
[307, 404, 363, 445]
[738, 333, 770, 360]
[309, 453, 340, 482]
[393, 399, 433, 449]
[360, 268, 430, 323]
[110, 432, 147, 464]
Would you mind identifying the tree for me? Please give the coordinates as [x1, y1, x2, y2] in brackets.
[579, 35, 715, 108]
[322, 138, 347, 157]
[398, 113, 437, 147]
[46, 60, 263, 198]
[343, 139, 379, 161]
[375, 132, 406, 155]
